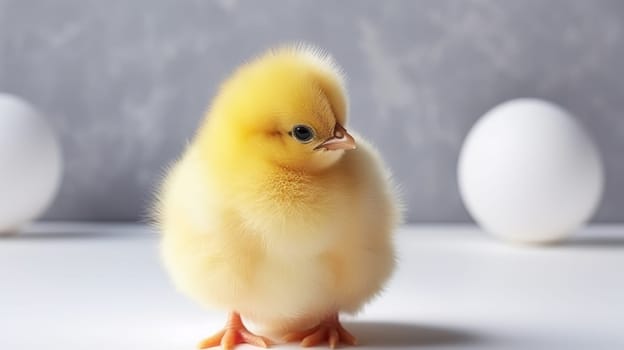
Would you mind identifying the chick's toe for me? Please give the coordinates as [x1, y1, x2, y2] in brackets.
[198, 312, 272, 350]
[283, 313, 356, 349]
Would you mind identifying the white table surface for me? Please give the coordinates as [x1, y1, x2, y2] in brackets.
[1, 223, 623, 349]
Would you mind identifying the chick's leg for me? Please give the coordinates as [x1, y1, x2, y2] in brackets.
[198, 312, 271, 350]
[283, 313, 356, 349]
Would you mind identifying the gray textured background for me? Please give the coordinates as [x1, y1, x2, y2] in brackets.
[0, 0, 623, 223]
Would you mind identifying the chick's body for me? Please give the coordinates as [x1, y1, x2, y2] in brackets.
[157, 46, 399, 347]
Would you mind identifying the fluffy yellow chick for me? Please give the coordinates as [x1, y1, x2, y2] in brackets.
[155, 44, 399, 350]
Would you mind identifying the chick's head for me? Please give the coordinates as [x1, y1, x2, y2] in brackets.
[205, 46, 356, 173]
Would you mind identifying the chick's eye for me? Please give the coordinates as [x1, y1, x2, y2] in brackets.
[290, 125, 314, 143]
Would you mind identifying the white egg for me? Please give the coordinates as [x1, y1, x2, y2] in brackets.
[0, 94, 62, 234]
[458, 99, 604, 244]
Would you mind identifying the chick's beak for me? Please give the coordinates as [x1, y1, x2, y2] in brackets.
[314, 123, 357, 151]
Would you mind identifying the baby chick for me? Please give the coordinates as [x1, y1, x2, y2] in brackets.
[155, 44, 400, 349]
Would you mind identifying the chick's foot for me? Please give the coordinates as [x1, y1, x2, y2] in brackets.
[283, 313, 356, 348]
[198, 312, 272, 350]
